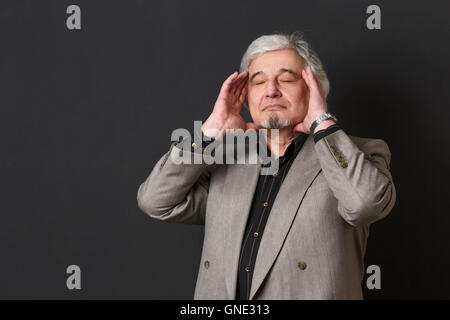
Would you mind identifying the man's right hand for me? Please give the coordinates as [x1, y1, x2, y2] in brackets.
[201, 71, 258, 139]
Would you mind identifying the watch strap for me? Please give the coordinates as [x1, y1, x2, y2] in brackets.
[310, 112, 338, 133]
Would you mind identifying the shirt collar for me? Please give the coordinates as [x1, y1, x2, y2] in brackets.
[257, 130, 309, 161]
[284, 132, 309, 160]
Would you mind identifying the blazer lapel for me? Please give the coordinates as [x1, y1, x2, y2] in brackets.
[249, 134, 322, 299]
[222, 144, 261, 299]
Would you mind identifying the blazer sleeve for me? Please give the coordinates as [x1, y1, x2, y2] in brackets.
[314, 128, 396, 227]
[137, 141, 212, 225]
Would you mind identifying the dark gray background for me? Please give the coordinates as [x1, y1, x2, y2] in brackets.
[1, 0, 449, 299]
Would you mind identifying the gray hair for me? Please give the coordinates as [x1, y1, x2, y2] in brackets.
[239, 31, 330, 109]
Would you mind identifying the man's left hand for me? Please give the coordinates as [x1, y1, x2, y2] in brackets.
[293, 66, 334, 134]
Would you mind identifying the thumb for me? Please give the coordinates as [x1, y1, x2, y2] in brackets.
[294, 122, 309, 134]
[245, 122, 259, 132]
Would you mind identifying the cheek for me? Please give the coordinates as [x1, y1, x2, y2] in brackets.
[286, 87, 308, 120]
[247, 87, 260, 104]
[247, 88, 263, 114]
[247, 90, 258, 117]
[290, 84, 308, 105]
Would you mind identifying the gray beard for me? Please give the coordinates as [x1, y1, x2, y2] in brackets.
[260, 115, 293, 129]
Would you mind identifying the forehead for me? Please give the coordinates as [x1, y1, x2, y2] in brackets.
[248, 48, 305, 73]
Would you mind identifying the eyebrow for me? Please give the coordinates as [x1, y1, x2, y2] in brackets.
[250, 68, 299, 81]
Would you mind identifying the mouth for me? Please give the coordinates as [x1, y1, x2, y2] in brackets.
[262, 104, 287, 111]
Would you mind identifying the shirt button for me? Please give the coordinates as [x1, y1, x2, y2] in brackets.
[245, 266, 250, 272]
[273, 172, 278, 177]
[253, 232, 259, 238]
[204, 260, 210, 269]
[263, 202, 269, 207]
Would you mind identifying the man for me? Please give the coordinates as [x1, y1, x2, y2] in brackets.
[137, 32, 396, 300]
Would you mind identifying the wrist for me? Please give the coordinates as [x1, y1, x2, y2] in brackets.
[201, 117, 225, 139]
[309, 111, 338, 133]
[313, 119, 336, 134]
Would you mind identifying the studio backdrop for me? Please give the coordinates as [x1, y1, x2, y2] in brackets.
[0, 0, 449, 299]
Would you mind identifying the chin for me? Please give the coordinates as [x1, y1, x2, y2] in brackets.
[260, 115, 294, 129]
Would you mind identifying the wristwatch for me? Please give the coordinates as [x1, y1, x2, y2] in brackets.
[309, 112, 338, 133]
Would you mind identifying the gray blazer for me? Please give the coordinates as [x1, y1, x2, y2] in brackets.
[137, 129, 396, 300]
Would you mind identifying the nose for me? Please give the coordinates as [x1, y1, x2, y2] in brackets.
[265, 79, 281, 98]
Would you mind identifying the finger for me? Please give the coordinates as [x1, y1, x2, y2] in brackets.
[238, 83, 248, 105]
[302, 70, 320, 101]
[245, 122, 259, 132]
[220, 72, 239, 94]
[234, 75, 248, 100]
[303, 67, 321, 94]
[231, 71, 248, 95]
[307, 67, 321, 88]
[301, 68, 312, 87]
[230, 75, 243, 96]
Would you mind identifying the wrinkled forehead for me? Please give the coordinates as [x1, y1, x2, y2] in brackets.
[248, 48, 305, 74]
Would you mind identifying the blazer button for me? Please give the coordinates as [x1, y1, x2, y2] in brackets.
[204, 260, 210, 269]
[297, 261, 307, 270]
